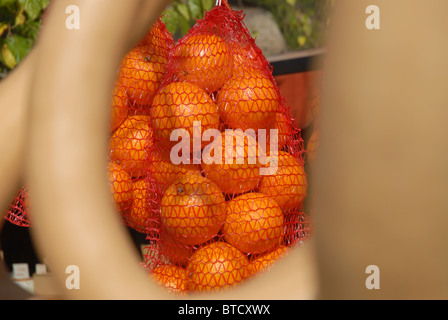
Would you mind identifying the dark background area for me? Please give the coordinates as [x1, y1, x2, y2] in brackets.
[1, 220, 40, 275]
[0, 220, 150, 275]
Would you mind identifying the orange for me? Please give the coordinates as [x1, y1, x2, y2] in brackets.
[262, 112, 293, 154]
[160, 173, 226, 246]
[259, 151, 307, 212]
[108, 161, 133, 214]
[201, 130, 266, 195]
[248, 246, 288, 276]
[110, 80, 128, 132]
[283, 210, 311, 245]
[109, 115, 153, 178]
[223, 192, 284, 254]
[232, 43, 264, 75]
[187, 241, 249, 292]
[138, 18, 175, 56]
[307, 129, 319, 164]
[159, 231, 196, 268]
[150, 82, 220, 148]
[124, 178, 156, 234]
[148, 147, 202, 194]
[217, 68, 278, 131]
[173, 34, 233, 93]
[151, 264, 189, 295]
[119, 45, 168, 106]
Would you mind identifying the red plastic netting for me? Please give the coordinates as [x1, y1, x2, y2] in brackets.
[134, 2, 310, 294]
[4, 187, 29, 227]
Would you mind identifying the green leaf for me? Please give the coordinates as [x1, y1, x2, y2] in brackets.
[15, 6, 26, 26]
[18, 0, 48, 20]
[178, 14, 191, 36]
[4, 34, 33, 64]
[187, 0, 202, 20]
[0, 0, 16, 7]
[162, 10, 181, 37]
[40, 0, 50, 10]
[16, 20, 41, 41]
[302, 14, 312, 36]
[176, 3, 190, 21]
[0, 38, 5, 64]
[298, 35, 307, 47]
[2, 44, 16, 69]
[201, 0, 214, 12]
[0, 23, 8, 36]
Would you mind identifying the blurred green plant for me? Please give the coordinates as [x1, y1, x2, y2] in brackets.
[0, 0, 49, 79]
[163, 0, 332, 51]
[161, 0, 215, 40]
[235, 0, 332, 51]
[0, 0, 330, 79]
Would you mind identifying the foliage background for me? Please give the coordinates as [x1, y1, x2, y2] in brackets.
[162, 0, 332, 49]
[235, 0, 332, 51]
[0, 0, 49, 79]
[0, 0, 330, 79]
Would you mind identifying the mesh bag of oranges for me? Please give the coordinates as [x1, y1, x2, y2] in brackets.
[123, 1, 311, 295]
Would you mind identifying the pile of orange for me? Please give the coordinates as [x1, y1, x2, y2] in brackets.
[107, 19, 174, 233]
[106, 8, 309, 296]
